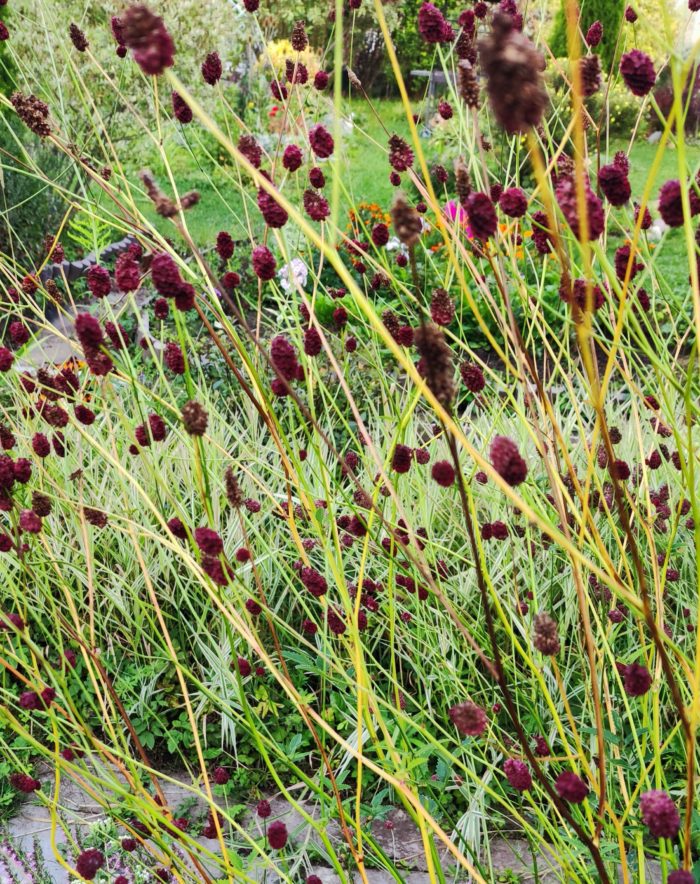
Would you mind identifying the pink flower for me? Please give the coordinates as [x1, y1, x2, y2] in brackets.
[444, 200, 473, 237]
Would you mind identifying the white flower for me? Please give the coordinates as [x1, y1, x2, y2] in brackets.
[386, 236, 408, 257]
[278, 257, 308, 293]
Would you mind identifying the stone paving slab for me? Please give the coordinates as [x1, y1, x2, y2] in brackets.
[1, 769, 665, 883]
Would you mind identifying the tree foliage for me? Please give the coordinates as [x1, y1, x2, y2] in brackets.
[550, 0, 625, 71]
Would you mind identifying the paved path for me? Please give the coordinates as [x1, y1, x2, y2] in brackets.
[0, 768, 665, 882]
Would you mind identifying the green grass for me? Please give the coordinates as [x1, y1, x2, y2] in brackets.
[123, 106, 696, 318]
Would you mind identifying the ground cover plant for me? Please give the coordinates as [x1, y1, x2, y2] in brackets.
[0, 0, 699, 881]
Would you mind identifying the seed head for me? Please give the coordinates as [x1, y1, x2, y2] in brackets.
[533, 611, 560, 655]
[69, 23, 89, 51]
[10, 93, 51, 138]
[415, 323, 455, 409]
[291, 20, 308, 51]
[458, 60, 480, 108]
[225, 467, 243, 507]
[391, 194, 422, 247]
[181, 400, 208, 436]
[479, 13, 547, 134]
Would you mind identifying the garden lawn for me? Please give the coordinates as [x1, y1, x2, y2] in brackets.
[123, 101, 697, 312]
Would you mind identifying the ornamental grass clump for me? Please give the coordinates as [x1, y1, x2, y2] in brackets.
[0, 1, 698, 882]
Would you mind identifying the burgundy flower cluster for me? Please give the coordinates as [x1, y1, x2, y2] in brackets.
[120, 4, 175, 75]
[150, 252, 196, 311]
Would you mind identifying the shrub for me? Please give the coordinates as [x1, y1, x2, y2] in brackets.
[550, 0, 625, 70]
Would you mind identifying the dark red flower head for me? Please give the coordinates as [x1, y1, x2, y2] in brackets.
[201, 51, 222, 85]
[388, 134, 414, 172]
[212, 766, 230, 785]
[658, 179, 685, 228]
[309, 125, 334, 159]
[238, 134, 262, 168]
[555, 771, 589, 803]
[215, 231, 234, 262]
[586, 20, 603, 46]
[667, 872, 694, 884]
[466, 191, 498, 240]
[417, 2, 453, 43]
[392, 444, 413, 474]
[430, 288, 454, 326]
[252, 245, 276, 280]
[115, 252, 140, 292]
[172, 91, 192, 123]
[164, 341, 185, 375]
[121, 4, 175, 76]
[75, 849, 105, 880]
[87, 265, 111, 298]
[449, 701, 488, 736]
[555, 174, 605, 240]
[270, 335, 299, 380]
[74, 313, 104, 351]
[504, 758, 532, 791]
[431, 460, 456, 487]
[0, 348, 13, 372]
[460, 362, 485, 393]
[69, 23, 88, 51]
[303, 189, 330, 222]
[499, 187, 528, 217]
[598, 162, 631, 206]
[300, 566, 327, 597]
[256, 798, 271, 818]
[267, 820, 288, 849]
[10, 93, 52, 138]
[10, 773, 40, 793]
[490, 435, 527, 486]
[620, 50, 656, 97]
[623, 662, 652, 696]
[309, 167, 325, 188]
[258, 188, 289, 228]
[282, 144, 303, 172]
[640, 790, 680, 838]
[194, 526, 223, 556]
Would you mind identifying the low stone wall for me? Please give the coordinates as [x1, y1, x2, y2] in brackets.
[39, 235, 137, 284]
